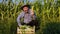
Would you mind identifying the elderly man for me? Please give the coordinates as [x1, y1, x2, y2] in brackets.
[17, 5, 37, 28]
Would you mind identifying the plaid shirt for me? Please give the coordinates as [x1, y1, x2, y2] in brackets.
[17, 10, 36, 26]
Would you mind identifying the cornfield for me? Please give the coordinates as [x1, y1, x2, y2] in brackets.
[0, 0, 60, 34]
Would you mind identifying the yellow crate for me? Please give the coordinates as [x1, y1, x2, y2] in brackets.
[17, 26, 35, 34]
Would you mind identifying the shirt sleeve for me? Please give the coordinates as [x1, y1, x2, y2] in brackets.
[17, 12, 24, 26]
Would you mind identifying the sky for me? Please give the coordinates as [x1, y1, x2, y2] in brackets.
[0, 0, 2, 3]
[0, 0, 34, 3]
[12, 0, 34, 4]
[0, 0, 44, 5]
[0, 0, 57, 5]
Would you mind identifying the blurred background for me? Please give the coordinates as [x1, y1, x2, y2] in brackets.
[0, 0, 60, 34]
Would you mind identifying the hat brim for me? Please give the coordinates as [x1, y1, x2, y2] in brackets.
[21, 5, 31, 10]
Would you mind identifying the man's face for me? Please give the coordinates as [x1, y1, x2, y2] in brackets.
[23, 7, 29, 13]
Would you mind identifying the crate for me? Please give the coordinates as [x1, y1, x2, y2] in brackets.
[17, 26, 35, 34]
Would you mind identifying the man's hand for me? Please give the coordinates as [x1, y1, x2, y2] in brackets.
[30, 9, 34, 16]
[30, 9, 36, 20]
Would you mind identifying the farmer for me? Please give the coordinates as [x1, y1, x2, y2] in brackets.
[17, 5, 39, 31]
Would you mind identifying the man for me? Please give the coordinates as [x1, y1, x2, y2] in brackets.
[17, 5, 36, 28]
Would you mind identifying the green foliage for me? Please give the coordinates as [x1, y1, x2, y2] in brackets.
[42, 22, 60, 34]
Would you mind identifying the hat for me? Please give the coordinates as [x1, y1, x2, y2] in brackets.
[21, 5, 31, 10]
